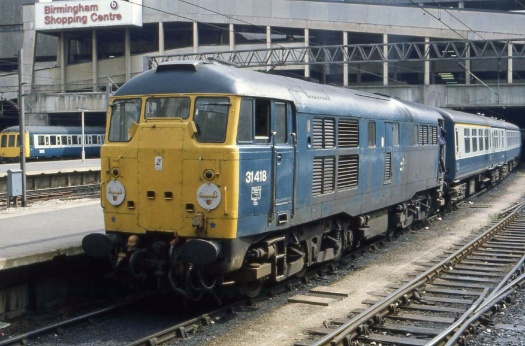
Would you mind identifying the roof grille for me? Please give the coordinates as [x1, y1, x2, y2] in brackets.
[156, 61, 204, 73]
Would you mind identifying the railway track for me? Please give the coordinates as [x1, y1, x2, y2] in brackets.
[0, 184, 519, 345]
[0, 184, 100, 209]
[296, 201, 525, 346]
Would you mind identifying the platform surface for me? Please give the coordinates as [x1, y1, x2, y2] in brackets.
[0, 159, 101, 178]
[0, 199, 104, 270]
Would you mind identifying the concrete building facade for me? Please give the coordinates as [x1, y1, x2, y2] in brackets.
[0, 0, 524, 129]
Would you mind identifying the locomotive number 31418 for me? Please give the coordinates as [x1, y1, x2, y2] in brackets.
[245, 170, 267, 183]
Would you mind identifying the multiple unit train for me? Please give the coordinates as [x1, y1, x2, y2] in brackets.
[0, 126, 105, 163]
[82, 61, 521, 299]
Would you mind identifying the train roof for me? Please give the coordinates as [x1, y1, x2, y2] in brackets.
[114, 61, 440, 124]
[2, 126, 106, 134]
[437, 108, 519, 130]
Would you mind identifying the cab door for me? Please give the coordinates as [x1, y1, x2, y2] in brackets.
[271, 101, 295, 225]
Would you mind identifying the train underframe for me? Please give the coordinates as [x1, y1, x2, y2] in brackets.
[109, 188, 444, 300]
[107, 160, 518, 301]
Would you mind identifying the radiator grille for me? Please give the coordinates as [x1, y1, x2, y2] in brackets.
[431, 126, 438, 145]
[312, 157, 335, 196]
[337, 155, 359, 190]
[384, 152, 392, 182]
[313, 117, 335, 149]
[338, 119, 359, 148]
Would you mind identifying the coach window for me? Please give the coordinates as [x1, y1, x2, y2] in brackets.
[194, 97, 229, 143]
[108, 99, 141, 142]
[237, 99, 254, 143]
[472, 129, 478, 152]
[464, 129, 470, 153]
[413, 125, 418, 145]
[478, 131, 484, 151]
[368, 121, 376, 147]
[8, 135, 15, 147]
[0, 135, 6, 148]
[145, 97, 190, 119]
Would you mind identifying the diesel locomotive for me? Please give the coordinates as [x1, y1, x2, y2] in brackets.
[82, 61, 521, 299]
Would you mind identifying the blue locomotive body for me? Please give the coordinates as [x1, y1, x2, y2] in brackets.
[82, 61, 521, 298]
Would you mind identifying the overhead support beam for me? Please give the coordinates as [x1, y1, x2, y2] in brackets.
[149, 39, 525, 69]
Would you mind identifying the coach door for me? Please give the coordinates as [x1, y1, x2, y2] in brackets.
[271, 101, 295, 225]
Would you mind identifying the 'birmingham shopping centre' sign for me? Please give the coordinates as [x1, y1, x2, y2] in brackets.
[35, 0, 143, 30]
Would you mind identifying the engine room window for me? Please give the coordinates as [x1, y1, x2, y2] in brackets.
[274, 102, 287, 144]
[368, 121, 376, 147]
[392, 123, 399, 146]
[194, 97, 229, 143]
[108, 99, 142, 142]
[255, 99, 270, 143]
[237, 99, 254, 143]
[145, 97, 190, 119]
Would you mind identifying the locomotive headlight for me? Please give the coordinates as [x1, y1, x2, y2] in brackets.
[111, 167, 120, 178]
[203, 169, 215, 181]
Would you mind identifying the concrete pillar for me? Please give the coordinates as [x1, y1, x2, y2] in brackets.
[424, 37, 430, 85]
[383, 33, 388, 86]
[125, 28, 130, 81]
[229, 23, 235, 51]
[266, 26, 272, 70]
[343, 31, 348, 87]
[304, 28, 310, 78]
[158, 22, 164, 54]
[193, 21, 198, 53]
[92, 30, 98, 91]
[465, 42, 471, 85]
[59, 32, 66, 92]
[508, 41, 513, 84]
[266, 26, 271, 49]
[21, 5, 37, 94]
[458, 2, 465, 8]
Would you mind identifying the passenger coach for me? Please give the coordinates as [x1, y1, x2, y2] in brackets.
[438, 109, 521, 201]
[0, 126, 105, 162]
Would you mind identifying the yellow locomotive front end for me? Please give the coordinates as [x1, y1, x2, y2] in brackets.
[86, 93, 245, 297]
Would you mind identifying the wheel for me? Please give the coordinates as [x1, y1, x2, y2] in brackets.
[241, 280, 263, 298]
